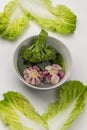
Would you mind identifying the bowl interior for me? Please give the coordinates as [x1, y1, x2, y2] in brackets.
[13, 36, 72, 90]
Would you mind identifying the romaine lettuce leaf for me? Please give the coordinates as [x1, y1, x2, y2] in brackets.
[0, 91, 48, 130]
[0, 12, 9, 34]
[2, 16, 29, 40]
[42, 81, 87, 130]
[3, 0, 18, 17]
[0, 0, 77, 40]
[19, 0, 77, 34]
[0, 0, 18, 34]
[0, 100, 32, 130]
[0, 81, 87, 130]
[41, 0, 76, 24]
[0, 0, 31, 40]
[9, 123, 33, 130]
[41, 0, 77, 33]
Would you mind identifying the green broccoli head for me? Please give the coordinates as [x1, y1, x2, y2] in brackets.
[23, 29, 56, 63]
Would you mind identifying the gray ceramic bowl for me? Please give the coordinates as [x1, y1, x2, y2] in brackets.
[13, 36, 72, 90]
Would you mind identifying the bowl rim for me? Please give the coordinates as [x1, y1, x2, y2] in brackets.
[13, 35, 72, 90]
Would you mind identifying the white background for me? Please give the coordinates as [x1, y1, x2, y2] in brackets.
[0, 0, 87, 129]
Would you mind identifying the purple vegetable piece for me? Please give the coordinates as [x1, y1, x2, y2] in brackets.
[43, 64, 65, 84]
[58, 70, 65, 79]
[23, 66, 43, 85]
[51, 75, 60, 84]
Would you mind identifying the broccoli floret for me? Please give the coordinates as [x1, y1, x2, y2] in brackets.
[23, 29, 56, 63]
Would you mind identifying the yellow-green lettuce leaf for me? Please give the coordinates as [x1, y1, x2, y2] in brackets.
[43, 81, 87, 130]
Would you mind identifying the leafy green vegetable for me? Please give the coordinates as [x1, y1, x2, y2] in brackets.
[0, 91, 48, 130]
[2, 17, 29, 40]
[0, 12, 9, 34]
[0, 0, 18, 34]
[51, 53, 65, 71]
[23, 29, 56, 63]
[0, 100, 32, 130]
[0, 0, 77, 40]
[0, 0, 31, 40]
[43, 0, 77, 33]
[19, 0, 77, 34]
[17, 55, 29, 75]
[42, 81, 87, 130]
[3, 0, 18, 16]
[0, 81, 87, 130]
[9, 123, 33, 130]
